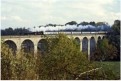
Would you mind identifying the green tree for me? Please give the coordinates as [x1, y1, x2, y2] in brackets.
[1, 27, 31, 36]
[36, 34, 95, 79]
[96, 22, 106, 26]
[89, 21, 96, 26]
[65, 21, 77, 25]
[1, 43, 37, 80]
[93, 38, 117, 61]
[112, 20, 120, 35]
[80, 21, 89, 26]
[107, 20, 120, 60]
[1, 43, 13, 80]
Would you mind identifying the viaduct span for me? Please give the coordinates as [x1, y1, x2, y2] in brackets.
[2, 31, 107, 60]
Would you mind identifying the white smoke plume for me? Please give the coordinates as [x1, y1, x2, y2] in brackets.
[30, 24, 111, 32]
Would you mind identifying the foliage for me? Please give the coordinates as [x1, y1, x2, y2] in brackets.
[96, 22, 107, 26]
[1, 34, 120, 80]
[65, 21, 77, 25]
[89, 21, 96, 26]
[107, 20, 120, 60]
[78, 21, 89, 26]
[93, 38, 118, 61]
[112, 20, 120, 35]
[36, 34, 96, 79]
[1, 44, 13, 80]
[1, 43, 38, 80]
[95, 62, 120, 80]
[92, 20, 120, 61]
[1, 27, 31, 36]
[77, 21, 108, 26]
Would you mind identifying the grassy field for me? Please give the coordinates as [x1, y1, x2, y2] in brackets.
[94, 61, 120, 79]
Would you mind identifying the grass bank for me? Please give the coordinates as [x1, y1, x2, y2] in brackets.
[94, 61, 120, 79]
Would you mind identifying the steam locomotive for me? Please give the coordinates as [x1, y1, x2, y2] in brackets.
[24, 31, 44, 35]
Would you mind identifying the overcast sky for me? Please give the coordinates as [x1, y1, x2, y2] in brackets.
[1, 0, 120, 29]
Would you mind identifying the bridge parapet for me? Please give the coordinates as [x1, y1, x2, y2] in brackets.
[1, 35, 46, 39]
[44, 31, 107, 35]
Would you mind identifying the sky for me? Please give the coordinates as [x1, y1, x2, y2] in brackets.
[1, 0, 120, 29]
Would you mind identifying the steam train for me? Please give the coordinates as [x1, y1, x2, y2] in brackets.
[24, 31, 107, 35]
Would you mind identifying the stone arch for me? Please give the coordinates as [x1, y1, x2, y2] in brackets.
[37, 39, 48, 54]
[90, 37, 96, 56]
[102, 36, 106, 39]
[82, 37, 88, 53]
[97, 36, 101, 44]
[74, 37, 80, 43]
[98, 36, 101, 40]
[74, 37, 81, 45]
[74, 37, 80, 48]
[4, 40, 17, 55]
[21, 39, 34, 53]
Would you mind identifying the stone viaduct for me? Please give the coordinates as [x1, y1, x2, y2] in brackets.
[1, 31, 107, 60]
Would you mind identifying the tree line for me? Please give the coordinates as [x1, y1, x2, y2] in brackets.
[1, 27, 31, 36]
[1, 21, 112, 36]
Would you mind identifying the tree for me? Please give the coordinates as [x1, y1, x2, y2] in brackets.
[5, 27, 14, 35]
[36, 34, 95, 79]
[96, 22, 105, 26]
[93, 38, 117, 61]
[111, 20, 120, 35]
[1, 43, 37, 80]
[65, 21, 77, 25]
[89, 21, 96, 26]
[107, 20, 120, 60]
[1, 43, 13, 80]
[1, 27, 31, 36]
[80, 21, 89, 26]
